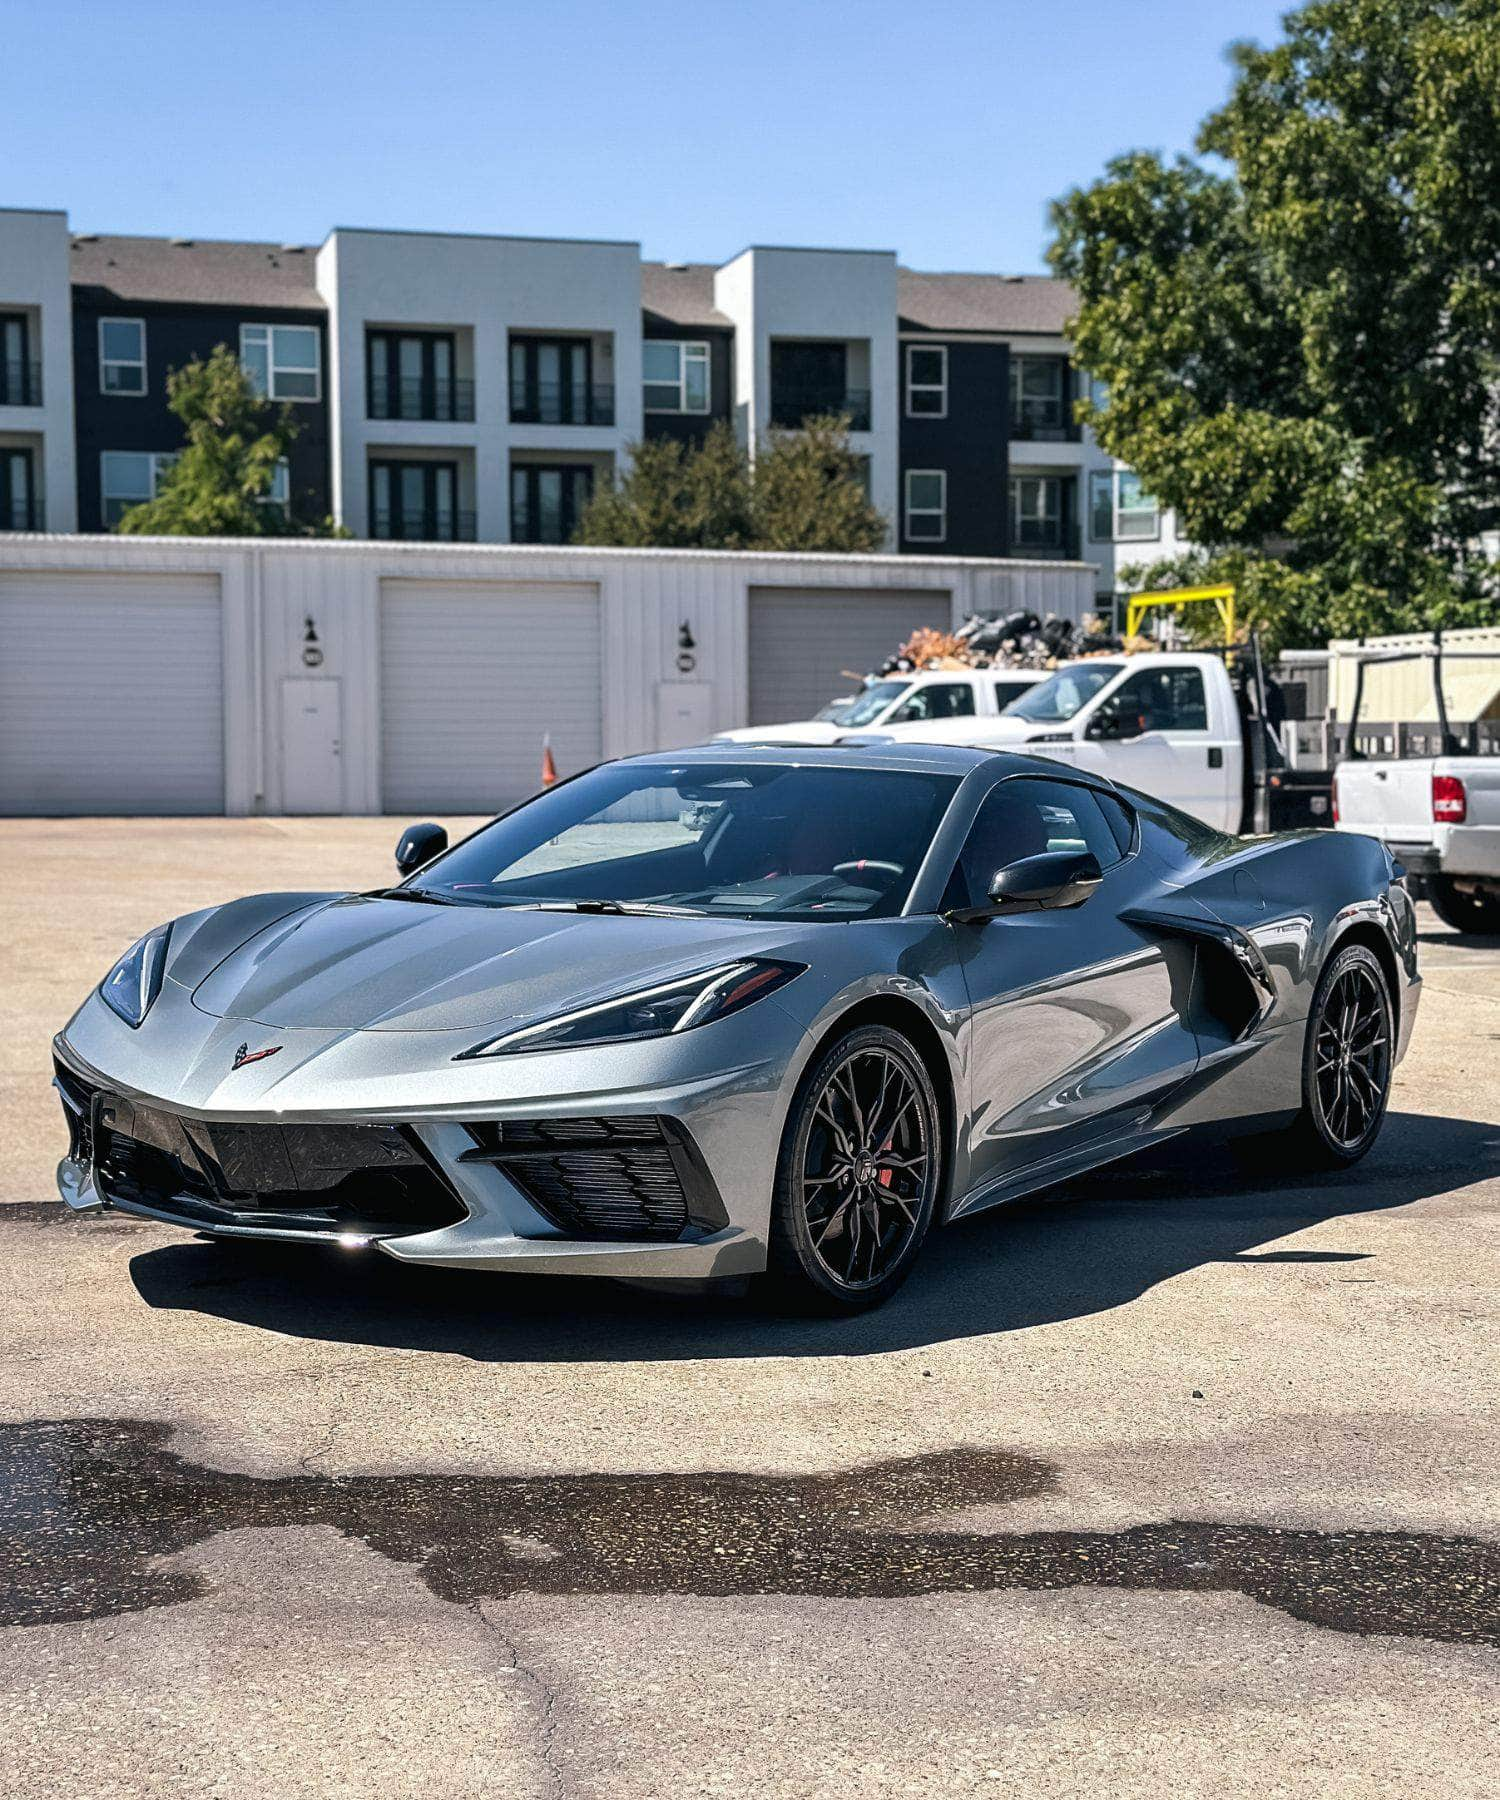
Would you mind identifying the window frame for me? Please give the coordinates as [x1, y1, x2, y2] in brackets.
[99, 449, 178, 526]
[99, 317, 147, 397]
[904, 467, 946, 544]
[510, 461, 595, 545]
[944, 772, 1132, 910]
[1088, 468, 1160, 544]
[904, 343, 948, 419]
[1008, 472, 1068, 550]
[240, 322, 322, 403]
[1091, 666, 1210, 736]
[642, 339, 711, 415]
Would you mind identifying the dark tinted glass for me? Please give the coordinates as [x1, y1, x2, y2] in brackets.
[1093, 790, 1136, 857]
[1105, 667, 1209, 732]
[949, 778, 1118, 909]
[413, 761, 961, 921]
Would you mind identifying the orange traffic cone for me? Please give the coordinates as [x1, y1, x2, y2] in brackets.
[541, 735, 558, 787]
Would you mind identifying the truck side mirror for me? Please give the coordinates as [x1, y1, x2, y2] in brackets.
[1087, 707, 1141, 742]
[395, 821, 448, 876]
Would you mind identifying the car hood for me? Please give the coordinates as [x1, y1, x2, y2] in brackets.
[182, 894, 808, 1033]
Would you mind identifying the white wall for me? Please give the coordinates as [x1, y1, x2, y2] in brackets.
[0, 208, 77, 531]
[316, 228, 643, 540]
[715, 247, 899, 544]
[0, 535, 1094, 814]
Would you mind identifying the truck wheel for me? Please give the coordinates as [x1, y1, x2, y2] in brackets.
[1284, 943, 1394, 1170]
[1428, 877, 1500, 935]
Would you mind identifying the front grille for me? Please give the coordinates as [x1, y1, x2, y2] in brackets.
[462, 1115, 721, 1241]
[55, 1061, 464, 1237]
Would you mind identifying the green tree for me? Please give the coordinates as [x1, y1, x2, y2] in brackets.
[116, 346, 340, 537]
[575, 414, 888, 552]
[1049, 0, 1500, 648]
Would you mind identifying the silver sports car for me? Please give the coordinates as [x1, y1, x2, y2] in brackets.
[54, 744, 1420, 1312]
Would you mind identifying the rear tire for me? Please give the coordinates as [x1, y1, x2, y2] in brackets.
[1282, 943, 1394, 1169]
[762, 1024, 942, 1314]
[1428, 876, 1500, 935]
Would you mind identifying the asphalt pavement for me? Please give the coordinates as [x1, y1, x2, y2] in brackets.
[2, 818, 1497, 1797]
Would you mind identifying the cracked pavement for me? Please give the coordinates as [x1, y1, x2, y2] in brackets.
[1, 819, 1498, 1796]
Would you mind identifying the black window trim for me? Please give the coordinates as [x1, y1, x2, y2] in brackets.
[904, 342, 948, 419]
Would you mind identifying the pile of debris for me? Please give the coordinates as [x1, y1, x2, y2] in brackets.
[877, 610, 1142, 676]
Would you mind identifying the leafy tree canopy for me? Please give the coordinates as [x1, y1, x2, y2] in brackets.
[575, 415, 887, 553]
[1049, 0, 1500, 647]
[116, 346, 341, 537]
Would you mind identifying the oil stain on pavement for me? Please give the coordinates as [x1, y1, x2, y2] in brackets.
[3, 1419, 1498, 1646]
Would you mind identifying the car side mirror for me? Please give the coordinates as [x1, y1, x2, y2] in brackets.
[1087, 708, 1142, 742]
[395, 821, 447, 876]
[948, 850, 1103, 922]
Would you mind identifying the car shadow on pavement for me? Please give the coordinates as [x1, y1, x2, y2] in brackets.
[126, 1109, 1498, 1362]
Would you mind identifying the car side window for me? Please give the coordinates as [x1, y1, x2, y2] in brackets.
[993, 679, 1032, 711]
[947, 778, 1120, 909]
[891, 683, 976, 723]
[1092, 790, 1136, 858]
[1098, 667, 1209, 733]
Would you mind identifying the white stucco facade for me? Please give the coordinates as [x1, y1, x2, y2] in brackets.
[0, 208, 78, 532]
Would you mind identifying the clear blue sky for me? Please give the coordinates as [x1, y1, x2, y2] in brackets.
[6, 0, 1290, 271]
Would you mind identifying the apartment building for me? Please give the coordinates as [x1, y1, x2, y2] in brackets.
[1, 206, 1183, 599]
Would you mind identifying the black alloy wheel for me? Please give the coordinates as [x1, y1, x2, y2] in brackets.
[766, 1024, 941, 1312]
[1297, 943, 1394, 1166]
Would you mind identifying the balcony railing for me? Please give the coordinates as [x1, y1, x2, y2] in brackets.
[510, 383, 615, 427]
[1009, 400, 1080, 443]
[1008, 526, 1081, 561]
[0, 360, 42, 407]
[371, 509, 477, 543]
[769, 387, 872, 432]
[368, 374, 476, 423]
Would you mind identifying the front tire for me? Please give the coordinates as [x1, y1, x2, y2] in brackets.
[1285, 943, 1394, 1168]
[763, 1024, 942, 1313]
[1429, 876, 1500, 935]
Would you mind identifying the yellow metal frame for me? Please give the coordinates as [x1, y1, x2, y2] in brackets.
[1125, 583, 1236, 644]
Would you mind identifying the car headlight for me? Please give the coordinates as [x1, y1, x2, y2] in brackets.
[458, 959, 803, 1059]
[99, 924, 172, 1027]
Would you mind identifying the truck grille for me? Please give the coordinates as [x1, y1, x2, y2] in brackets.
[461, 1115, 720, 1241]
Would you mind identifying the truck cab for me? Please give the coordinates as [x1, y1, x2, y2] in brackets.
[863, 653, 1246, 833]
[716, 666, 1045, 747]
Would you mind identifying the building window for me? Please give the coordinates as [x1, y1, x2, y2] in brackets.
[904, 469, 946, 543]
[510, 337, 611, 426]
[1, 314, 40, 405]
[369, 460, 469, 541]
[1009, 474, 1071, 553]
[1089, 469, 1159, 542]
[1, 447, 39, 530]
[100, 450, 178, 526]
[511, 464, 594, 544]
[1009, 355, 1071, 438]
[905, 345, 947, 417]
[99, 318, 147, 396]
[367, 331, 471, 422]
[643, 340, 710, 414]
[241, 323, 321, 401]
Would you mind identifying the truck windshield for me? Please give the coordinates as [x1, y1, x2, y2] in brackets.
[829, 681, 912, 727]
[1006, 663, 1124, 724]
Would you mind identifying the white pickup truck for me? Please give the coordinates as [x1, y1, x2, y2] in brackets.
[865, 652, 1249, 833]
[717, 666, 1045, 747]
[1334, 758, 1500, 932]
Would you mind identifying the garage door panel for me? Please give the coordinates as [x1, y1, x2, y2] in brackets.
[0, 573, 224, 815]
[748, 587, 952, 726]
[381, 580, 602, 814]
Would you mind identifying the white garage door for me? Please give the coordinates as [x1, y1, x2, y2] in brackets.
[748, 587, 953, 726]
[0, 571, 224, 815]
[381, 579, 603, 813]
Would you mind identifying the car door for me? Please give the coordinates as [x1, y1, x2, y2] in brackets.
[1073, 664, 1238, 830]
[948, 776, 1200, 1211]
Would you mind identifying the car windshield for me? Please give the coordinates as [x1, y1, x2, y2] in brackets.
[828, 681, 912, 727]
[408, 761, 961, 920]
[1005, 662, 1124, 723]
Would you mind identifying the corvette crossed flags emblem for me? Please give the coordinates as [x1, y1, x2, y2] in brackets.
[231, 1043, 283, 1071]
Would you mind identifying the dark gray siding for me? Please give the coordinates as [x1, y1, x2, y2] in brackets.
[72, 292, 331, 531]
[897, 340, 1009, 557]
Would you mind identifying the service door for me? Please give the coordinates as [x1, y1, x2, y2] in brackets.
[747, 587, 951, 727]
[0, 571, 224, 815]
[279, 678, 343, 814]
[380, 579, 602, 815]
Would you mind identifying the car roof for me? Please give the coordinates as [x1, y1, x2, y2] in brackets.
[622, 740, 1049, 777]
